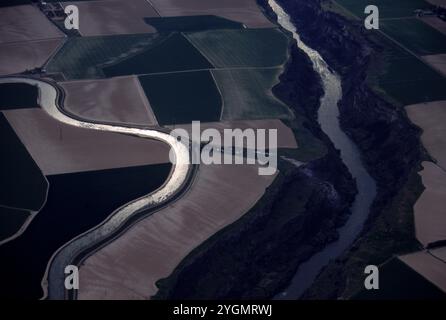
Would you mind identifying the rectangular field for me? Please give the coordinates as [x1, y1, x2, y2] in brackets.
[62, 0, 159, 36]
[185, 28, 289, 68]
[148, 0, 274, 28]
[46, 34, 159, 79]
[381, 18, 446, 55]
[103, 33, 213, 77]
[138, 71, 222, 125]
[0, 113, 47, 211]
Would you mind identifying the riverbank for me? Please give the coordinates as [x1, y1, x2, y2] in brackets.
[152, 1, 359, 299]
[273, 0, 426, 298]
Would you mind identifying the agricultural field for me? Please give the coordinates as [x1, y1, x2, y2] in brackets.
[77, 161, 276, 299]
[333, 0, 446, 106]
[0, 163, 172, 299]
[422, 54, 446, 77]
[60, 76, 158, 126]
[0, 83, 38, 109]
[46, 34, 160, 79]
[144, 15, 244, 33]
[2, 108, 171, 175]
[185, 28, 289, 68]
[354, 258, 445, 299]
[406, 100, 446, 169]
[212, 68, 294, 121]
[0, 4, 62, 43]
[148, 0, 274, 28]
[0, 113, 47, 211]
[0, 39, 62, 76]
[381, 18, 446, 55]
[0, 207, 30, 243]
[411, 162, 446, 246]
[399, 251, 446, 293]
[103, 33, 213, 77]
[61, 0, 159, 36]
[138, 71, 222, 125]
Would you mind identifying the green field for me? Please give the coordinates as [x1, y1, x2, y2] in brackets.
[46, 34, 159, 79]
[335, 0, 432, 18]
[144, 15, 244, 33]
[364, 31, 446, 106]
[212, 68, 294, 121]
[185, 28, 289, 68]
[138, 71, 222, 125]
[0, 207, 29, 242]
[103, 33, 213, 77]
[0, 114, 47, 211]
[381, 18, 446, 55]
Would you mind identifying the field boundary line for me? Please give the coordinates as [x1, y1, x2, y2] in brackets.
[137, 65, 283, 77]
[209, 70, 226, 121]
[332, 0, 446, 80]
[144, 0, 161, 17]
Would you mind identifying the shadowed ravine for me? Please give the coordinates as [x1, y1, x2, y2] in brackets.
[268, 0, 377, 299]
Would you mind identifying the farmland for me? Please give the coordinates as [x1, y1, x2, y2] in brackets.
[0, 163, 172, 299]
[0, 207, 30, 243]
[0, 113, 47, 211]
[60, 76, 158, 126]
[148, 0, 274, 28]
[0, 83, 38, 109]
[354, 258, 445, 299]
[60, 0, 159, 36]
[103, 33, 213, 77]
[144, 15, 244, 33]
[138, 71, 222, 125]
[46, 34, 160, 79]
[0, 39, 62, 76]
[381, 18, 446, 55]
[77, 161, 276, 299]
[185, 28, 289, 67]
[213, 68, 294, 120]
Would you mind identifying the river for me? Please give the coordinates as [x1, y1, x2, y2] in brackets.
[268, 0, 377, 299]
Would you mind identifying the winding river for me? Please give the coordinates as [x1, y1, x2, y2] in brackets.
[0, 77, 191, 299]
[268, 0, 377, 299]
[2, 2, 375, 299]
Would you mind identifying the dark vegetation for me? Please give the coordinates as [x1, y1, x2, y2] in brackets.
[0, 83, 38, 109]
[144, 15, 244, 33]
[139, 71, 221, 125]
[0, 163, 171, 299]
[103, 33, 213, 77]
[0, 207, 30, 242]
[0, 113, 47, 211]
